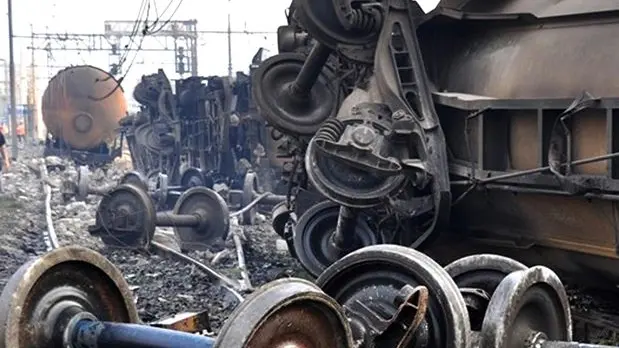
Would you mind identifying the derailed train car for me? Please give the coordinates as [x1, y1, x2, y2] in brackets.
[42, 65, 127, 166]
[124, 49, 288, 194]
[256, 0, 619, 287]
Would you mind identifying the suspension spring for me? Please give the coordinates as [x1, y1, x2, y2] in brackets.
[348, 8, 381, 34]
[315, 119, 346, 143]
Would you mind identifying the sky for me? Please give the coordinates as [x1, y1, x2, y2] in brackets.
[0, 0, 439, 111]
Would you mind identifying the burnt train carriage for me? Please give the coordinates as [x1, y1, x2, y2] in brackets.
[253, 0, 619, 286]
[127, 69, 181, 184]
[419, 0, 619, 285]
[126, 49, 281, 194]
[42, 65, 127, 166]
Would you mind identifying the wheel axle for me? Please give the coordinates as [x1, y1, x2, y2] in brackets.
[234, 171, 286, 225]
[67, 167, 211, 212]
[89, 184, 229, 251]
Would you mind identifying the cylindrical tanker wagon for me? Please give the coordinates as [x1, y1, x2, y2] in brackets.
[42, 65, 128, 166]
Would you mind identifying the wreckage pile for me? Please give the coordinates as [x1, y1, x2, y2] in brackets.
[3, 236, 618, 347]
[0, 149, 617, 346]
[0, 145, 303, 330]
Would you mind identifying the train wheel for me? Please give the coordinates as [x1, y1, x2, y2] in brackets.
[293, 201, 378, 278]
[252, 53, 338, 136]
[480, 266, 571, 348]
[445, 254, 527, 330]
[91, 183, 156, 249]
[77, 165, 90, 201]
[215, 278, 353, 347]
[0, 246, 139, 348]
[241, 171, 259, 225]
[173, 187, 230, 251]
[119, 171, 148, 191]
[316, 244, 470, 348]
[180, 167, 207, 188]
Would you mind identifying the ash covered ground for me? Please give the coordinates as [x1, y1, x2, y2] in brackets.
[0, 144, 306, 331]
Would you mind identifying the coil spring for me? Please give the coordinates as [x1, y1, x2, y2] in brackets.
[315, 119, 346, 143]
[348, 8, 380, 34]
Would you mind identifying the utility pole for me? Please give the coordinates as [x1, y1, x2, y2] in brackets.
[28, 25, 38, 141]
[227, 0, 233, 78]
[7, 0, 18, 159]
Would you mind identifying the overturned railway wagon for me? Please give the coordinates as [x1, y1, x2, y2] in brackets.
[124, 49, 289, 207]
[42, 65, 126, 166]
[254, 0, 619, 287]
[422, 0, 619, 285]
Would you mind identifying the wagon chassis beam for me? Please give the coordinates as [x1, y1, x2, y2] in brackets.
[436, 92, 619, 200]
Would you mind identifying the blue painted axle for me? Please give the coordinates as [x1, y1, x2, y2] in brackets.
[73, 320, 216, 348]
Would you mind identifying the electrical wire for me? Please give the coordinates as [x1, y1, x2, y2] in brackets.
[89, 0, 188, 101]
[147, 0, 186, 35]
[89, 1, 154, 101]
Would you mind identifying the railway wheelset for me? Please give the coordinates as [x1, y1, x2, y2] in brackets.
[0, 244, 608, 348]
[87, 170, 286, 251]
[62, 166, 214, 211]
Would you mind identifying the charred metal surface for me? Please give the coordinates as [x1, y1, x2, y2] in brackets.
[480, 266, 572, 348]
[124, 52, 285, 208]
[255, 0, 619, 288]
[253, 0, 453, 278]
[0, 246, 139, 348]
[316, 244, 471, 348]
[412, 1, 619, 285]
[214, 278, 353, 348]
[2, 244, 614, 347]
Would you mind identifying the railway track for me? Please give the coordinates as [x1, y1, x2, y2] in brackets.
[573, 310, 619, 343]
[40, 163, 59, 251]
[571, 287, 619, 344]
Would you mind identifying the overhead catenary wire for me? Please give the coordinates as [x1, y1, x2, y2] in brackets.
[147, 0, 186, 34]
[88, 1, 155, 101]
[89, 0, 193, 102]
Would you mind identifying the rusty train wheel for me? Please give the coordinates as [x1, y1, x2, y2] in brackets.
[445, 254, 528, 331]
[0, 246, 139, 348]
[94, 183, 156, 249]
[316, 244, 470, 348]
[480, 266, 571, 348]
[215, 278, 353, 348]
[173, 187, 230, 251]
